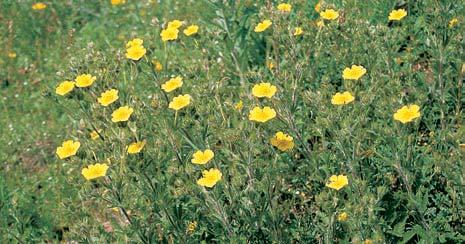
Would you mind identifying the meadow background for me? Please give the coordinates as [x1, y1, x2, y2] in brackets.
[0, 0, 464, 243]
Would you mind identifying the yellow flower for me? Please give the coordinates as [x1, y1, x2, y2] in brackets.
[186, 221, 197, 234]
[127, 140, 147, 154]
[293, 27, 304, 36]
[337, 212, 348, 222]
[449, 18, 458, 28]
[82, 163, 109, 181]
[197, 168, 222, 188]
[167, 20, 183, 29]
[183, 25, 199, 36]
[331, 91, 355, 105]
[270, 132, 294, 151]
[316, 20, 325, 28]
[249, 106, 277, 123]
[75, 74, 96, 88]
[326, 174, 349, 191]
[32, 2, 46, 10]
[152, 59, 163, 71]
[169, 94, 191, 111]
[55, 81, 75, 96]
[56, 140, 80, 159]
[191, 149, 214, 165]
[111, 0, 125, 5]
[252, 82, 277, 98]
[161, 27, 179, 42]
[342, 65, 367, 80]
[98, 89, 119, 106]
[126, 38, 143, 48]
[90, 130, 100, 140]
[8, 51, 17, 59]
[320, 9, 339, 20]
[267, 61, 275, 70]
[234, 100, 243, 111]
[388, 9, 407, 21]
[161, 76, 183, 92]
[364, 240, 373, 244]
[126, 44, 146, 60]
[314, 2, 322, 13]
[393, 104, 421, 124]
[254, 20, 272, 32]
[277, 3, 292, 13]
[111, 106, 134, 122]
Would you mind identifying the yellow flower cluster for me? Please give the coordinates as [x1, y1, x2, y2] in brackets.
[55, 74, 97, 96]
[249, 82, 278, 123]
[315, 7, 408, 27]
[51, 18, 206, 184]
[161, 20, 199, 42]
[243, 79, 296, 156]
[56, 135, 139, 181]
[190, 149, 221, 187]
[50, 1, 426, 203]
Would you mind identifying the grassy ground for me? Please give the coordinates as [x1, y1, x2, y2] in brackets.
[1, 0, 464, 243]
